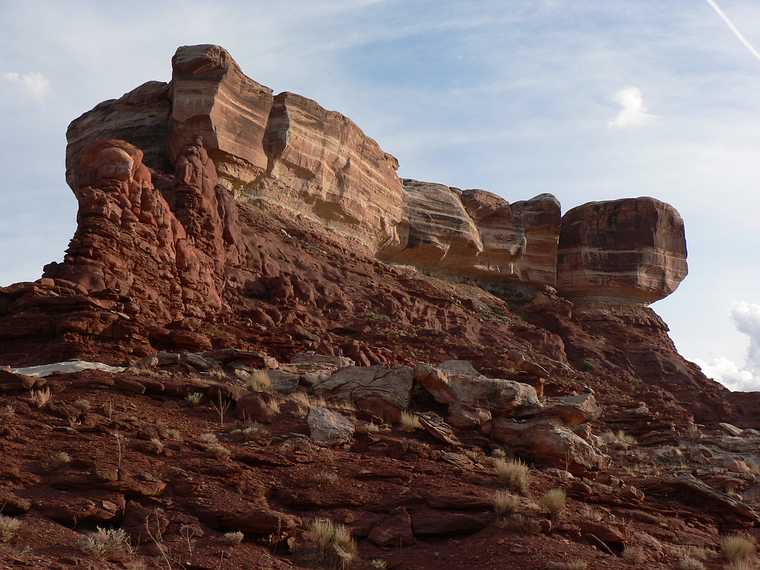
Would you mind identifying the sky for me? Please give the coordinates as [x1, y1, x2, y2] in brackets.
[1, 0, 760, 389]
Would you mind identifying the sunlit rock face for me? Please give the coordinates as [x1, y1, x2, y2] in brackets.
[380, 181, 561, 289]
[169, 44, 274, 191]
[253, 91, 406, 254]
[61, 44, 687, 302]
[557, 197, 688, 305]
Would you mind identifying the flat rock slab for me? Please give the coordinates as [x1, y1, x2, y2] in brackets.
[11, 360, 126, 378]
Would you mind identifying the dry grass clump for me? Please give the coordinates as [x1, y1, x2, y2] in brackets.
[30, 387, 52, 408]
[726, 560, 758, 570]
[564, 561, 588, 570]
[540, 488, 567, 520]
[493, 458, 530, 495]
[73, 399, 91, 413]
[186, 392, 204, 407]
[222, 531, 244, 544]
[78, 527, 132, 559]
[722, 534, 756, 562]
[148, 438, 164, 455]
[0, 515, 21, 543]
[245, 370, 272, 393]
[601, 430, 637, 449]
[198, 432, 218, 444]
[206, 444, 231, 460]
[307, 518, 357, 568]
[399, 411, 422, 432]
[622, 545, 646, 564]
[369, 560, 388, 569]
[48, 451, 72, 470]
[492, 490, 520, 517]
[678, 557, 705, 570]
[364, 422, 380, 434]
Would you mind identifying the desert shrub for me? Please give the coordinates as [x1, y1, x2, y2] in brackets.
[678, 557, 705, 570]
[722, 534, 756, 562]
[540, 488, 567, 519]
[0, 515, 21, 543]
[493, 458, 530, 495]
[399, 411, 422, 432]
[48, 451, 72, 470]
[622, 545, 646, 564]
[186, 392, 204, 407]
[206, 444, 231, 460]
[148, 438, 164, 455]
[307, 518, 357, 568]
[78, 527, 132, 559]
[222, 531, 244, 544]
[198, 432, 218, 444]
[601, 430, 637, 449]
[492, 490, 520, 517]
[580, 359, 594, 372]
[245, 370, 272, 393]
[30, 387, 52, 408]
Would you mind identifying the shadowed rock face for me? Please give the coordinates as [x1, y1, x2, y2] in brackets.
[557, 198, 688, 304]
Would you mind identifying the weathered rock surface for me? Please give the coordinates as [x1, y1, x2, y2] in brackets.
[307, 406, 355, 445]
[256, 92, 405, 252]
[557, 197, 688, 304]
[491, 418, 609, 474]
[170, 44, 274, 190]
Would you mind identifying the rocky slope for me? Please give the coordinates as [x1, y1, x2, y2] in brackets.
[1, 44, 758, 570]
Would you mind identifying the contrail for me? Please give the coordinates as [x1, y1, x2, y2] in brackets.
[706, 0, 760, 61]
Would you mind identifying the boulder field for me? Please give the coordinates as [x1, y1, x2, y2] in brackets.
[0, 44, 757, 570]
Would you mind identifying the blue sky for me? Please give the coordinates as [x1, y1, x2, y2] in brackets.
[2, 0, 760, 389]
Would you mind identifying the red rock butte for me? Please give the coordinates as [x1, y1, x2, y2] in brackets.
[2, 44, 759, 570]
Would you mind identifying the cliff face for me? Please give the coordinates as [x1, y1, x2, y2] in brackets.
[0, 44, 727, 431]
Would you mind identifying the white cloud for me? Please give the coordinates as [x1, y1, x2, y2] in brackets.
[2, 72, 50, 101]
[693, 355, 756, 391]
[694, 302, 760, 391]
[733, 301, 760, 371]
[609, 86, 654, 129]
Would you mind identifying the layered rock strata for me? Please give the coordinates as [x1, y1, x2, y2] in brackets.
[557, 198, 688, 304]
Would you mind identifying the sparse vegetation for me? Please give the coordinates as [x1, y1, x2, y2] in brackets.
[399, 410, 422, 432]
[73, 399, 91, 413]
[48, 451, 72, 470]
[565, 561, 588, 570]
[722, 535, 756, 562]
[222, 531, 244, 544]
[493, 458, 530, 495]
[210, 390, 232, 425]
[0, 515, 21, 543]
[580, 359, 594, 372]
[148, 437, 164, 455]
[364, 422, 380, 434]
[601, 430, 637, 449]
[540, 488, 567, 520]
[199, 432, 218, 444]
[370, 560, 388, 569]
[78, 527, 132, 559]
[307, 518, 358, 568]
[622, 545, 646, 564]
[30, 387, 52, 408]
[206, 443, 231, 460]
[186, 392, 204, 407]
[245, 370, 272, 392]
[678, 557, 705, 570]
[492, 490, 520, 517]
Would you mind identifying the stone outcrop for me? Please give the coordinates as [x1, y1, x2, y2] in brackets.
[255, 91, 405, 252]
[61, 44, 688, 301]
[381, 182, 561, 288]
[557, 198, 688, 304]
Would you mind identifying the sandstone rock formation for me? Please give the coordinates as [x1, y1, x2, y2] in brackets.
[557, 197, 688, 304]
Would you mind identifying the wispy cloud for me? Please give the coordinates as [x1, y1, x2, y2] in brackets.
[609, 86, 654, 129]
[2, 72, 50, 101]
[705, 0, 760, 61]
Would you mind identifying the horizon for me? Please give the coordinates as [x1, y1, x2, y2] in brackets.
[2, 0, 760, 389]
